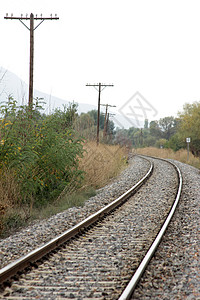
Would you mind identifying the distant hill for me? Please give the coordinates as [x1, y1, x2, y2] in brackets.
[0, 67, 96, 114]
[0, 67, 143, 129]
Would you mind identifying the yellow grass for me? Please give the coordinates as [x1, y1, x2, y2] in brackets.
[79, 142, 128, 188]
[136, 147, 200, 169]
[0, 142, 128, 236]
[0, 166, 22, 233]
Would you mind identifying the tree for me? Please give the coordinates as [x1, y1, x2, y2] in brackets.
[178, 102, 200, 156]
[149, 120, 162, 139]
[167, 134, 184, 152]
[159, 116, 177, 140]
[88, 110, 104, 129]
[87, 110, 115, 138]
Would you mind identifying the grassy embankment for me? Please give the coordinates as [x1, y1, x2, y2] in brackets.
[136, 147, 200, 169]
[0, 142, 127, 237]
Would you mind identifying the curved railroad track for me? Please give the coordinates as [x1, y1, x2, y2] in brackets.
[0, 155, 182, 299]
[119, 156, 182, 300]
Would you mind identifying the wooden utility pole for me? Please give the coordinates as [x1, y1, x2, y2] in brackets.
[101, 104, 116, 138]
[86, 83, 114, 145]
[29, 13, 34, 108]
[4, 13, 59, 108]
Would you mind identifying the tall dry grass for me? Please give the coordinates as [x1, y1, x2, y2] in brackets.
[0, 166, 22, 233]
[79, 142, 128, 188]
[0, 142, 128, 237]
[136, 147, 200, 169]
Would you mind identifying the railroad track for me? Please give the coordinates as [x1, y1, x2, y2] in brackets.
[0, 155, 182, 299]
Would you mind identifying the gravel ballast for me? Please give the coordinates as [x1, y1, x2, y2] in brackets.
[0, 156, 150, 269]
[131, 159, 200, 300]
[1, 156, 178, 299]
[0, 156, 199, 300]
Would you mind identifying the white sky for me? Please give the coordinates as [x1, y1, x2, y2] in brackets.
[1, 0, 200, 124]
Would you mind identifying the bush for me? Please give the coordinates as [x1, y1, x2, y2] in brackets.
[0, 97, 84, 211]
[166, 134, 184, 152]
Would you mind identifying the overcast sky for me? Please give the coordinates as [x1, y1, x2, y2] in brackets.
[1, 0, 200, 125]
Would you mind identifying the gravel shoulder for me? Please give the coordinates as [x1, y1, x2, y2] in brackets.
[0, 156, 150, 269]
[132, 159, 200, 300]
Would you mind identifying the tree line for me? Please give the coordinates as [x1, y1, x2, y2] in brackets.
[76, 101, 200, 157]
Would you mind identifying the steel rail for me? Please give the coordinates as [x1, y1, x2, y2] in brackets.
[0, 157, 153, 285]
[119, 156, 183, 300]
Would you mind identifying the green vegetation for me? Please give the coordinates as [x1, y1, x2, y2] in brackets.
[1, 93, 200, 237]
[0, 97, 127, 236]
[1, 187, 96, 238]
[116, 102, 200, 166]
[177, 102, 200, 156]
[0, 98, 84, 208]
[0, 98, 85, 233]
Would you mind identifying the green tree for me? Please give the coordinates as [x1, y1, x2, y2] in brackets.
[167, 134, 184, 151]
[88, 110, 104, 128]
[87, 110, 115, 138]
[178, 102, 200, 156]
[149, 120, 162, 139]
[159, 116, 177, 140]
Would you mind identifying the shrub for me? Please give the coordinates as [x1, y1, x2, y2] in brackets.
[0, 97, 84, 211]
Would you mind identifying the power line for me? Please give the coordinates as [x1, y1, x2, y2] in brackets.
[86, 83, 114, 145]
[4, 13, 59, 108]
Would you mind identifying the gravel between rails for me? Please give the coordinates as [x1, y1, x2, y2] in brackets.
[0, 156, 150, 270]
[131, 159, 200, 300]
[0, 157, 178, 299]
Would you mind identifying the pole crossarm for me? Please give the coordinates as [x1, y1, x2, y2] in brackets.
[100, 104, 116, 108]
[86, 84, 114, 87]
[4, 14, 59, 31]
[86, 83, 113, 92]
[4, 16, 59, 20]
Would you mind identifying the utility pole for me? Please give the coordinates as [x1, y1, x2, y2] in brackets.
[106, 113, 115, 140]
[86, 83, 114, 145]
[4, 13, 59, 108]
[101, 104, 116, 138]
